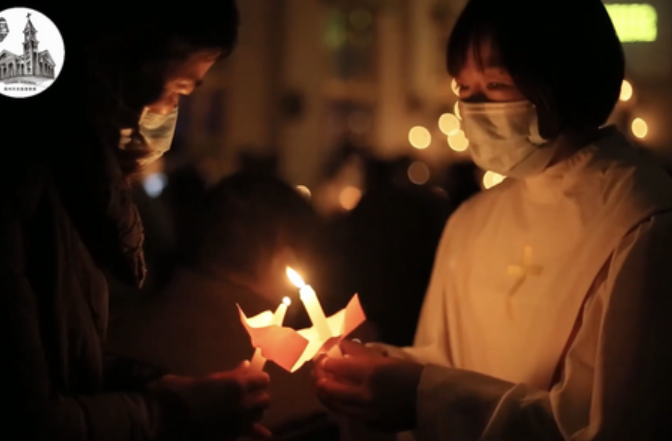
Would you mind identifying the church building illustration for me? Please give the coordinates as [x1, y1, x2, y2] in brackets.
[0, 13, 55, 81]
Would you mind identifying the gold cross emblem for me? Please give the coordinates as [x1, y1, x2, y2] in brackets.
[506, 246, 542, 318]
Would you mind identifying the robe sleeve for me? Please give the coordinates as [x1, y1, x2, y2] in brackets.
[0, 181, 190, 441]
[368, 216, 455, 365]
[412, 211, 672, 441]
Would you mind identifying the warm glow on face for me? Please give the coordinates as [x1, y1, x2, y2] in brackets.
[483, 171, 506, 189]
[438, 113, 460, 136]
[632, 117, 648, 139]
[286, 267, 305, 288]
[339, 186, 362, 210]
[409, 126, 432, 149]
[282, 296, 292, 306]
[620, 80, 633, 102]
[448, 130, 469, 152]
[407, 161, 430, 185]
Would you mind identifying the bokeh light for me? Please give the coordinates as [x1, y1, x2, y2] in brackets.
[438, 113, 460, 136]
[408, 126, 432, 149]
[454, 102, 461, 120]
[451, 78, 460, 96]
[448, 130, 469, 152]
[143, 173, 168, 198]
[631, 117, 648, 139]
[620, 80, 633, 102]
[407, 161, 430, 185]
[339, 186, 362, 210]
[482, 171, 506, 189]
[296, 185, 312, 200]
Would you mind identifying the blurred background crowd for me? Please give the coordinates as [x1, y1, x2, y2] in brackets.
[105, 1, 672, 439]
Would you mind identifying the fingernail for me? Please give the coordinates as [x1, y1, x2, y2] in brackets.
[351, 338, 362, 344]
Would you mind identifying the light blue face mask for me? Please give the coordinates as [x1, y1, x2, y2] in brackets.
[119, 106, 179, 166]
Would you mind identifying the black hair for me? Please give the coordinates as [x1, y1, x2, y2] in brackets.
[447, 0, 625, 138]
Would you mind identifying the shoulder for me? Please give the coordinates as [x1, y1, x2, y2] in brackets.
[589, 133, 672, 225]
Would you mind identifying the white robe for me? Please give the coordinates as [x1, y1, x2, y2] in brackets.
[378, 129, 672, 440]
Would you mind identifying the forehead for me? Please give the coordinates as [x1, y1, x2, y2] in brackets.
[463, 38, 505, 72]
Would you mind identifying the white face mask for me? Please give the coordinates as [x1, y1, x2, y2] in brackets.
[460, 101, 558, 179]
[119, 107, 179, 167]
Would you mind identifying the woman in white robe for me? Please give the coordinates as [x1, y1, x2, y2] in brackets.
[313, 0, 672, 440]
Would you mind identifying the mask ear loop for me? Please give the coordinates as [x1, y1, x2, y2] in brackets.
[525, 84, 563, 140]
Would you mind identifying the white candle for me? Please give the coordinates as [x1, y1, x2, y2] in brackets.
[250, 297, 291, 371]
[286, 267, 332, 341]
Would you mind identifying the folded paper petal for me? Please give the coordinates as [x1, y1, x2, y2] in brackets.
[238, 305, 309, 371]
[289, 294, 367, 372]
[342, 294, 366, 337]
[238, 295, 366, 373]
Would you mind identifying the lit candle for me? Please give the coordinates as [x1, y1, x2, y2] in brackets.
[286, 267, 332, 341]
[250, 296, 291, 371]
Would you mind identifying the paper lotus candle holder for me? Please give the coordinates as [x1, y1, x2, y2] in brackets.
[238, 267, 366, 372]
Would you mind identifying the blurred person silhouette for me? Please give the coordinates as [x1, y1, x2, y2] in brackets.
[161, 153, 215, 267]
[0, 2, 273, 440]
[238, 150, 280, 176]
[334, 156, 451, 347]
[107, 172, 338, 440]
[314, 0, 672, 440]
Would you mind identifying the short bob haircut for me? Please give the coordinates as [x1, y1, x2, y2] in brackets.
[447, 0, 625, 139]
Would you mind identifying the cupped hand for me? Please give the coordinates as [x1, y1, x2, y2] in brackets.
[313, 346, 424, 432]
[151, 361, 272, 439]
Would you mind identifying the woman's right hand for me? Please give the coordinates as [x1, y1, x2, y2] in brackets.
[150, 361, 271, 439]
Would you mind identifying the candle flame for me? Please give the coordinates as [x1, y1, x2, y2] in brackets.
[286, 267, 305, 288]
[282, 296, 291, 306]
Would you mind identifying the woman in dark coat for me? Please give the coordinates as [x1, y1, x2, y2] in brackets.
[0, 3, 270, 440]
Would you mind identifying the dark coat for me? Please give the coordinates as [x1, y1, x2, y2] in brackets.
[0, 144, 188, 440]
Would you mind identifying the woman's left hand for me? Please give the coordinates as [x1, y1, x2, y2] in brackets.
[313, 347, 425, 432]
